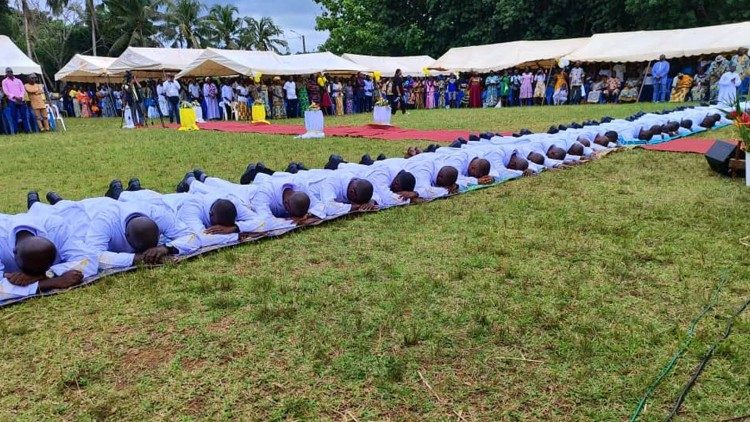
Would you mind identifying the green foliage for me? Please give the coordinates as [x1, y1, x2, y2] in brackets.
[314, 0, 750, 57]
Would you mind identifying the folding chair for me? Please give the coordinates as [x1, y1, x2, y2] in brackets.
[47, 104, 66, 132]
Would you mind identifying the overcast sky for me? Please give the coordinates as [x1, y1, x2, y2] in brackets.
[206, 0, 329, 54]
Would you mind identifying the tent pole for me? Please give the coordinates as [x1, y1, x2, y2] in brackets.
[636, 60, 652, 104]
[543, 65, 554, 106]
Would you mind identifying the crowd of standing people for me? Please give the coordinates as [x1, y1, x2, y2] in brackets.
[2, 47, 749, 134]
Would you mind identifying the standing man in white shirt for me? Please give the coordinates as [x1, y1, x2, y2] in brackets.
[283, 76, 298, 118]
[163, 74, 182, 124]
[187, 79, 201, 102]
[220, 79, 234, 120]
[569, 62, 585, 104]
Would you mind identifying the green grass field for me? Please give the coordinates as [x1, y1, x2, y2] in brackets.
[1, 104, 748, 420]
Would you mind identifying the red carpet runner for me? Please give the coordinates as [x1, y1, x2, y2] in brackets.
[641, 139, 737, 155]
[188, 121, 510, 143]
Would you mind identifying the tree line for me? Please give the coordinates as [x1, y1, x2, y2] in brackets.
[0, 0, 288, 83]
[313, 0, 750, 58]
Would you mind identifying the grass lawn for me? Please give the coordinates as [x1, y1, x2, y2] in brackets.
[1, 104, 749, 420]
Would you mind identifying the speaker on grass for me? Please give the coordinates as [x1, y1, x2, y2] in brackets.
[704, 140, 743, 177]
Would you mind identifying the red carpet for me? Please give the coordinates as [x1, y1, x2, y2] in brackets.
[183, 121, 509, 143]
[641, 139, 736, 155]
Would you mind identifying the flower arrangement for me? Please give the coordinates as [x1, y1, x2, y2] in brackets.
[727, 99, 750, 151]
[180, 101, 200, 109]
[375, 97, 390, 107]
[307, 102, 320, 111]
[254, 98, 265, 105]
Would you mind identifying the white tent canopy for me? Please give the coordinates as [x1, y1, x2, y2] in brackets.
[429, 38, 589, 73]
[342, 53, 436, 77]
[175, 48, 283, 78]
[108, 47, 205, 77]
[54, 54, 118, 82]
[276, 52, 368, 75]
[0, 35, 43, 75]
[176, 49, 368, 78]
[564, 21, 750, 63]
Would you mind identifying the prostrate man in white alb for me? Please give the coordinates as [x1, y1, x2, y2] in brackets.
[335, 160, 418, 208]
[286, 169, 378, 218]
[163, 74, 182, 125]
[116, 171, 270, 247]
[29, 182, 201, 270]
[1, 198, 99, 299]
[371, 155, 460, 200]
[455, 142, 535, 181]
[187, 171, 319, 227]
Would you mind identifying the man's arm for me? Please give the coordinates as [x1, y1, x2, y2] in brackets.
[48, 219, 99, 278]
[177, 199, 238, 248]
[86, 214, 137, 269]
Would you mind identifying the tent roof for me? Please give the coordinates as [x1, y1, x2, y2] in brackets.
[54, 54, 119, 82]
[565, 21, 750, 63]
[175, 48, 283, 78]
[429, 37, 589, 73]
[276, 52, 368, 75]
[108, 47, 205, 76]
[176, 49, 368, 78]
[342, 53, 437, 77]
[0, 35, 43, 75]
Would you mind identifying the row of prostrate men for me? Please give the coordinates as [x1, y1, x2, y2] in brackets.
[0, 104, 730, 300]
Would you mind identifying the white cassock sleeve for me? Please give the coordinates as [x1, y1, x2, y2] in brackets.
[177, 199, 238, 248]
[86, 213, 136, 269]
[249, 187, 301, 229]
[456, 175, 479, 189]
[155, 209, 200, 255]
[315, 178, 353, 219]
[306, 189, 327, 220]
[409, 163, 449, 200]
[47, 217, 99, 278]
[235, 202, 293, 233]
[0, 278, 38, 300]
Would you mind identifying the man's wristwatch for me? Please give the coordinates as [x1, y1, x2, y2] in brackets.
[46, 270, 55, 280]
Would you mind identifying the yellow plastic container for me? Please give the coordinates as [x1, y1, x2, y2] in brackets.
[178, 108, 199, 131]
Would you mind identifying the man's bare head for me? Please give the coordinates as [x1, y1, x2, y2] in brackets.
[390, 170, 416, 192]
[14, 235, 57, 276]
[527, 152, 545, 165]
[547, 146, 566, 160]
[125, 216, 160, 253]
[680, 119, 693, 129]
[435, 166, 458, 188]
[567, 143, 585, 156]
[468, 158, 491, 178]
[209, 199, 238, 227]
[508, 152, 529, 171]
[284, 190, 311, 218]
[576, 136, 591, 147]
[346, 178, 374, 204]
[638, 128, 653, 141]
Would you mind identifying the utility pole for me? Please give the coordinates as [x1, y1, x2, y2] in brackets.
[289, 29, 307, 54]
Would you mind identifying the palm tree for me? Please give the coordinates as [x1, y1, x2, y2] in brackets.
[205, 4, 240, 49]
[103, 0, 164, 54]
[162, 0, 204, 48]
[239, 16, 288, 54]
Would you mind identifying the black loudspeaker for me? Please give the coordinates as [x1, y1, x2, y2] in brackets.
[705, 141, 743, 177]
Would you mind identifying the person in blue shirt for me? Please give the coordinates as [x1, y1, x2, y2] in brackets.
[652, 55, 671, 103]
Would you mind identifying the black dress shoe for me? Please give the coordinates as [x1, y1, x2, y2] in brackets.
[27, 191, 40, 210]
[457, 137, 467, 144]
[105, 179, 124, 200]
[193, 168, 207, 182]
[285, 163, 300, 173]
[46, 192, 63, 205]
[256, 162, 274, 176]
[511, 132, 521, 137]
[425, 144, 438, 153]
[324, 154, 345, 170]
[547, 126, 559, 134]
[448, 140, 463, 148]
[359, 154, 375, 165]
[127, 178, 142, 192]
[520, 128, 533, 135]
[176, 172, 195, 193]
[239, 164, 258, 185]
[469, 134, 480, 142]
[558, 125, 568, 131]
[294, 162, 308, 171]
[376, 153, 387, 161]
